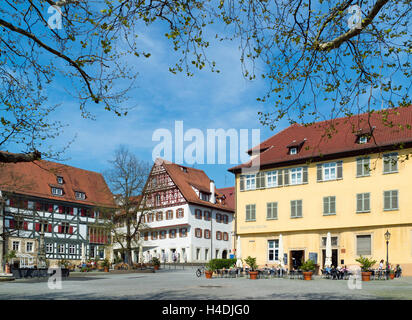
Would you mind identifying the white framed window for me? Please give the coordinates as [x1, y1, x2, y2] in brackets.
[358, 135, 368, 144]
[58, 244, 65, 254]
[323, 162, 337, 181]
[357, 157, 370, 177]
[356, 193, 370, 213]
[57, 176, 64, 184]
[46, 243, 53, 253]
[290, 167, 303, 185]
[69, 244, 76, 254]
[26, 242, 34, 253]
[12, 241, 20, 252]
[289, 147, 297, 155]
[323, 196, 336, 215]
[268, 240, 279, 262]
[75, 191, 86, 200]
[384, 190, 398, 211]
[383, 153, 398, 174]
[52, 187, 63, 196]
[291, 200, 303, 218]
[245, 174, 256, 190]
[245, 204, 256, 221]
[266, 171, 278, 188]
[267, 202, 278, 220]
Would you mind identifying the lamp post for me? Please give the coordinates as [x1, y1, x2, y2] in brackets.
[384, 230, 391, 278]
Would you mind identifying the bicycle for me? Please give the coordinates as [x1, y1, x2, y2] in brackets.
[196, 266, 205, 277]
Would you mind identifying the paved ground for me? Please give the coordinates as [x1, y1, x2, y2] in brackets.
[0, 268, 411, 300]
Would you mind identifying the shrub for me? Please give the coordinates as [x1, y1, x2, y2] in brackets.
[244, 256, 257, 271]
[299, 259, 316, 272]
[355, 256, 377, 272]
[207, 259, 236, 270]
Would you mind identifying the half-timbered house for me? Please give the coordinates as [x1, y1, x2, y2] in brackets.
[0, 160, 115, 267]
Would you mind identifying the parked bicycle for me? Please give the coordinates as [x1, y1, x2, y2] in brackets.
[196, 266, 205, 277]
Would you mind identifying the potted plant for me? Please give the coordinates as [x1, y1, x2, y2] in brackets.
[101, 259, 110, 272]
[204, 260, 217, 279]
[389, 267, 395, 280]
[355, 256, 377, 281]
[300, 259, 316, 280]
[244, 256, 258, 280]
[4, 250, 16, 274]
[151, 257, 161, 270]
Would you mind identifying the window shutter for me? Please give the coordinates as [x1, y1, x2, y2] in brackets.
[48, 224, 52, 233]
[24, 200, 28, 209]
[364, 193, 370, 211]
[303, 166, 308, 183]
[317, 164, 323, 181]
[392, 191, 398, 209]
[284, 169, 289, 185]
[24, 221, 28, 230]
[239, 175, 245, 191]
[384, 191, 390, 210]
[357, 235, 371, 255]
[69, 226, 73, 234]
[58, 225, 62, 233]
[9, 220, 15, 229]
[323, 197, 329, 214]
[298, 200, 302, 217]
[278, 170, 283, 186]
[59, 206, 63, 214]
[260, 172, 266, 188]
[356, 159, 363, 176]
[331, 197, 336, 214]
[69, 207, 74, 215]
[48, 204, 53, 213]
[9, 198, 14, 207]
[337, 161, 343, 179]
[356, 194, 362, 212]
[35, 223, 40, 232]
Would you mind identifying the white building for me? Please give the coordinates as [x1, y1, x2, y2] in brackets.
[132, 158, 235, 263]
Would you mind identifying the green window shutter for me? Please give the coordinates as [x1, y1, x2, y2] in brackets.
[298, 200, 302, 217]
[267, 203, 271, 219]
[278, 170, 283, 186]
[323, 197, 329, 214]
[384, 191, 391, 210]
[383, 155, 390, 173]
[273, 203, 278, 219]
[331, 196, 336, 214]
[291, 201, 295, 217]
[392, 190, 398, 209]
[240, 175, 245, 191]
[256, 173, 261, 189]
[337, 161, 343, 179]
[317, 164, 323, 182]
[392, 154, 398, 172]
[364, 193, 370, 211]
[357, 235, 371, 255]
[260, 172, 266, 188]
[246, 205, 250, 220]
[356, 194, 363, 212]
[356, 159, 363, 177]
[284, 169, 289, 186]
[252, 204, 256, 220]
[303, 166, 308, 183]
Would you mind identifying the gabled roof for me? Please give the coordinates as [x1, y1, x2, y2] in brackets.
[155, 159, 234, 213]
[0, 160, 115, 207]
[216, 187, 235, 211]
[230, 106, 412, 172]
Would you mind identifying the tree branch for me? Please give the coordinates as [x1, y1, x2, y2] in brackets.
[0, 150, 41, 163]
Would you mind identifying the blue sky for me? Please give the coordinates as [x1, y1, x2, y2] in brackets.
[38, 21, 288, 189]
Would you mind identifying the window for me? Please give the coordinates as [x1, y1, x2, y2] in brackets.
[323, 162, 337, 181]
[144, 232, 149, 241]
[245, 204, 256, 221]
[195, 209, 202, 219]
[156, 212, 163, 221]
[204, 229, 211, 239]
[322, 236, 338, 247]
[75, 191, 86, 200]
[166, 210, 173, 220]
[196, 248, 200, 260]
[58, 244, 65, 254]
[268, 240, 279, 261]
[289, 147, 297, 155]
[52, 187, 63, 196]
[383, 153, 398, 174]
[216, 213, 222, 223]
[180, 228, 187, 237]
[244, 174, 256, 191]
[57, 176, 64, 184]
[146, 213, 154, 223]
[26, 242, 34, 253]
[151, 232, 158, 240]
[176, 208, 184, 218]
[266, 170, 278, 188]
[267, 202, 278, 220]
[69, 244, 76, 255]
[357, 157, 371, 177]
[290, 167, 303, 185]
[384, 190, 398, 211]
[323, 196, 336, 215]
[169, 229, 177, 238]
[358, 135, 368, 144]
[46, 243, 53, 253]
[356, 235, 371, 255]
[205, 249, 209, 260]
[195, 228, 202, 238]
[160, 230, 167, 239]
[200, 192, 210, 202]
[356, 193, 370, 213]
[222, 215, 229, 224]
[216, 231, 222, 240]
[223, 232, 229, 241]
[155, 194, 161, 206]
[204, 211, 211, 221]
[12, 241, 20, 252]
[291, 200, 302, 218]
[59, 223, 71, 234]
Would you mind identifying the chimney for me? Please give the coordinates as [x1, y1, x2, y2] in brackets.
[210, 180, 216, 204]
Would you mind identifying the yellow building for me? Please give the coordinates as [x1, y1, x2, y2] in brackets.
[229, 107, 412, 275]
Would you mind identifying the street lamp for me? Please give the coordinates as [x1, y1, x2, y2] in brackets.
[384, 230, 391, 270]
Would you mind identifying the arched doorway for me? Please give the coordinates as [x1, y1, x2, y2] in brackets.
[222, 250, 228, 259]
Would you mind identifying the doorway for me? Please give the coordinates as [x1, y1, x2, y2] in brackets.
[222, 250, 228, 259]
[322, 249, 338, 268]
[290, 250, 304, 270]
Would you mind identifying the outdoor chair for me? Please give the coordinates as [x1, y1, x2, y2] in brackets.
[296, 270, 303, 280]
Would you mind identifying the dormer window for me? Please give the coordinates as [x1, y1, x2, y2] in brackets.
[200, 192, 210, 202]
[289, 147, 297, 155]
[52, 187, 63, 196]
[75, 191, 86, 200]
[57, 176, 64, 184]
[358, 135, 368, 144]
[287, 139, 306, 155]
[180, 166, 188, 173]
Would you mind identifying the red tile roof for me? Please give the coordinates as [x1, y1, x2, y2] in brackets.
[0, 160, 115, 207]
[217, 187, 235, 210]
[230, 106, 412, 172]
[156, 159, 234, 213]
